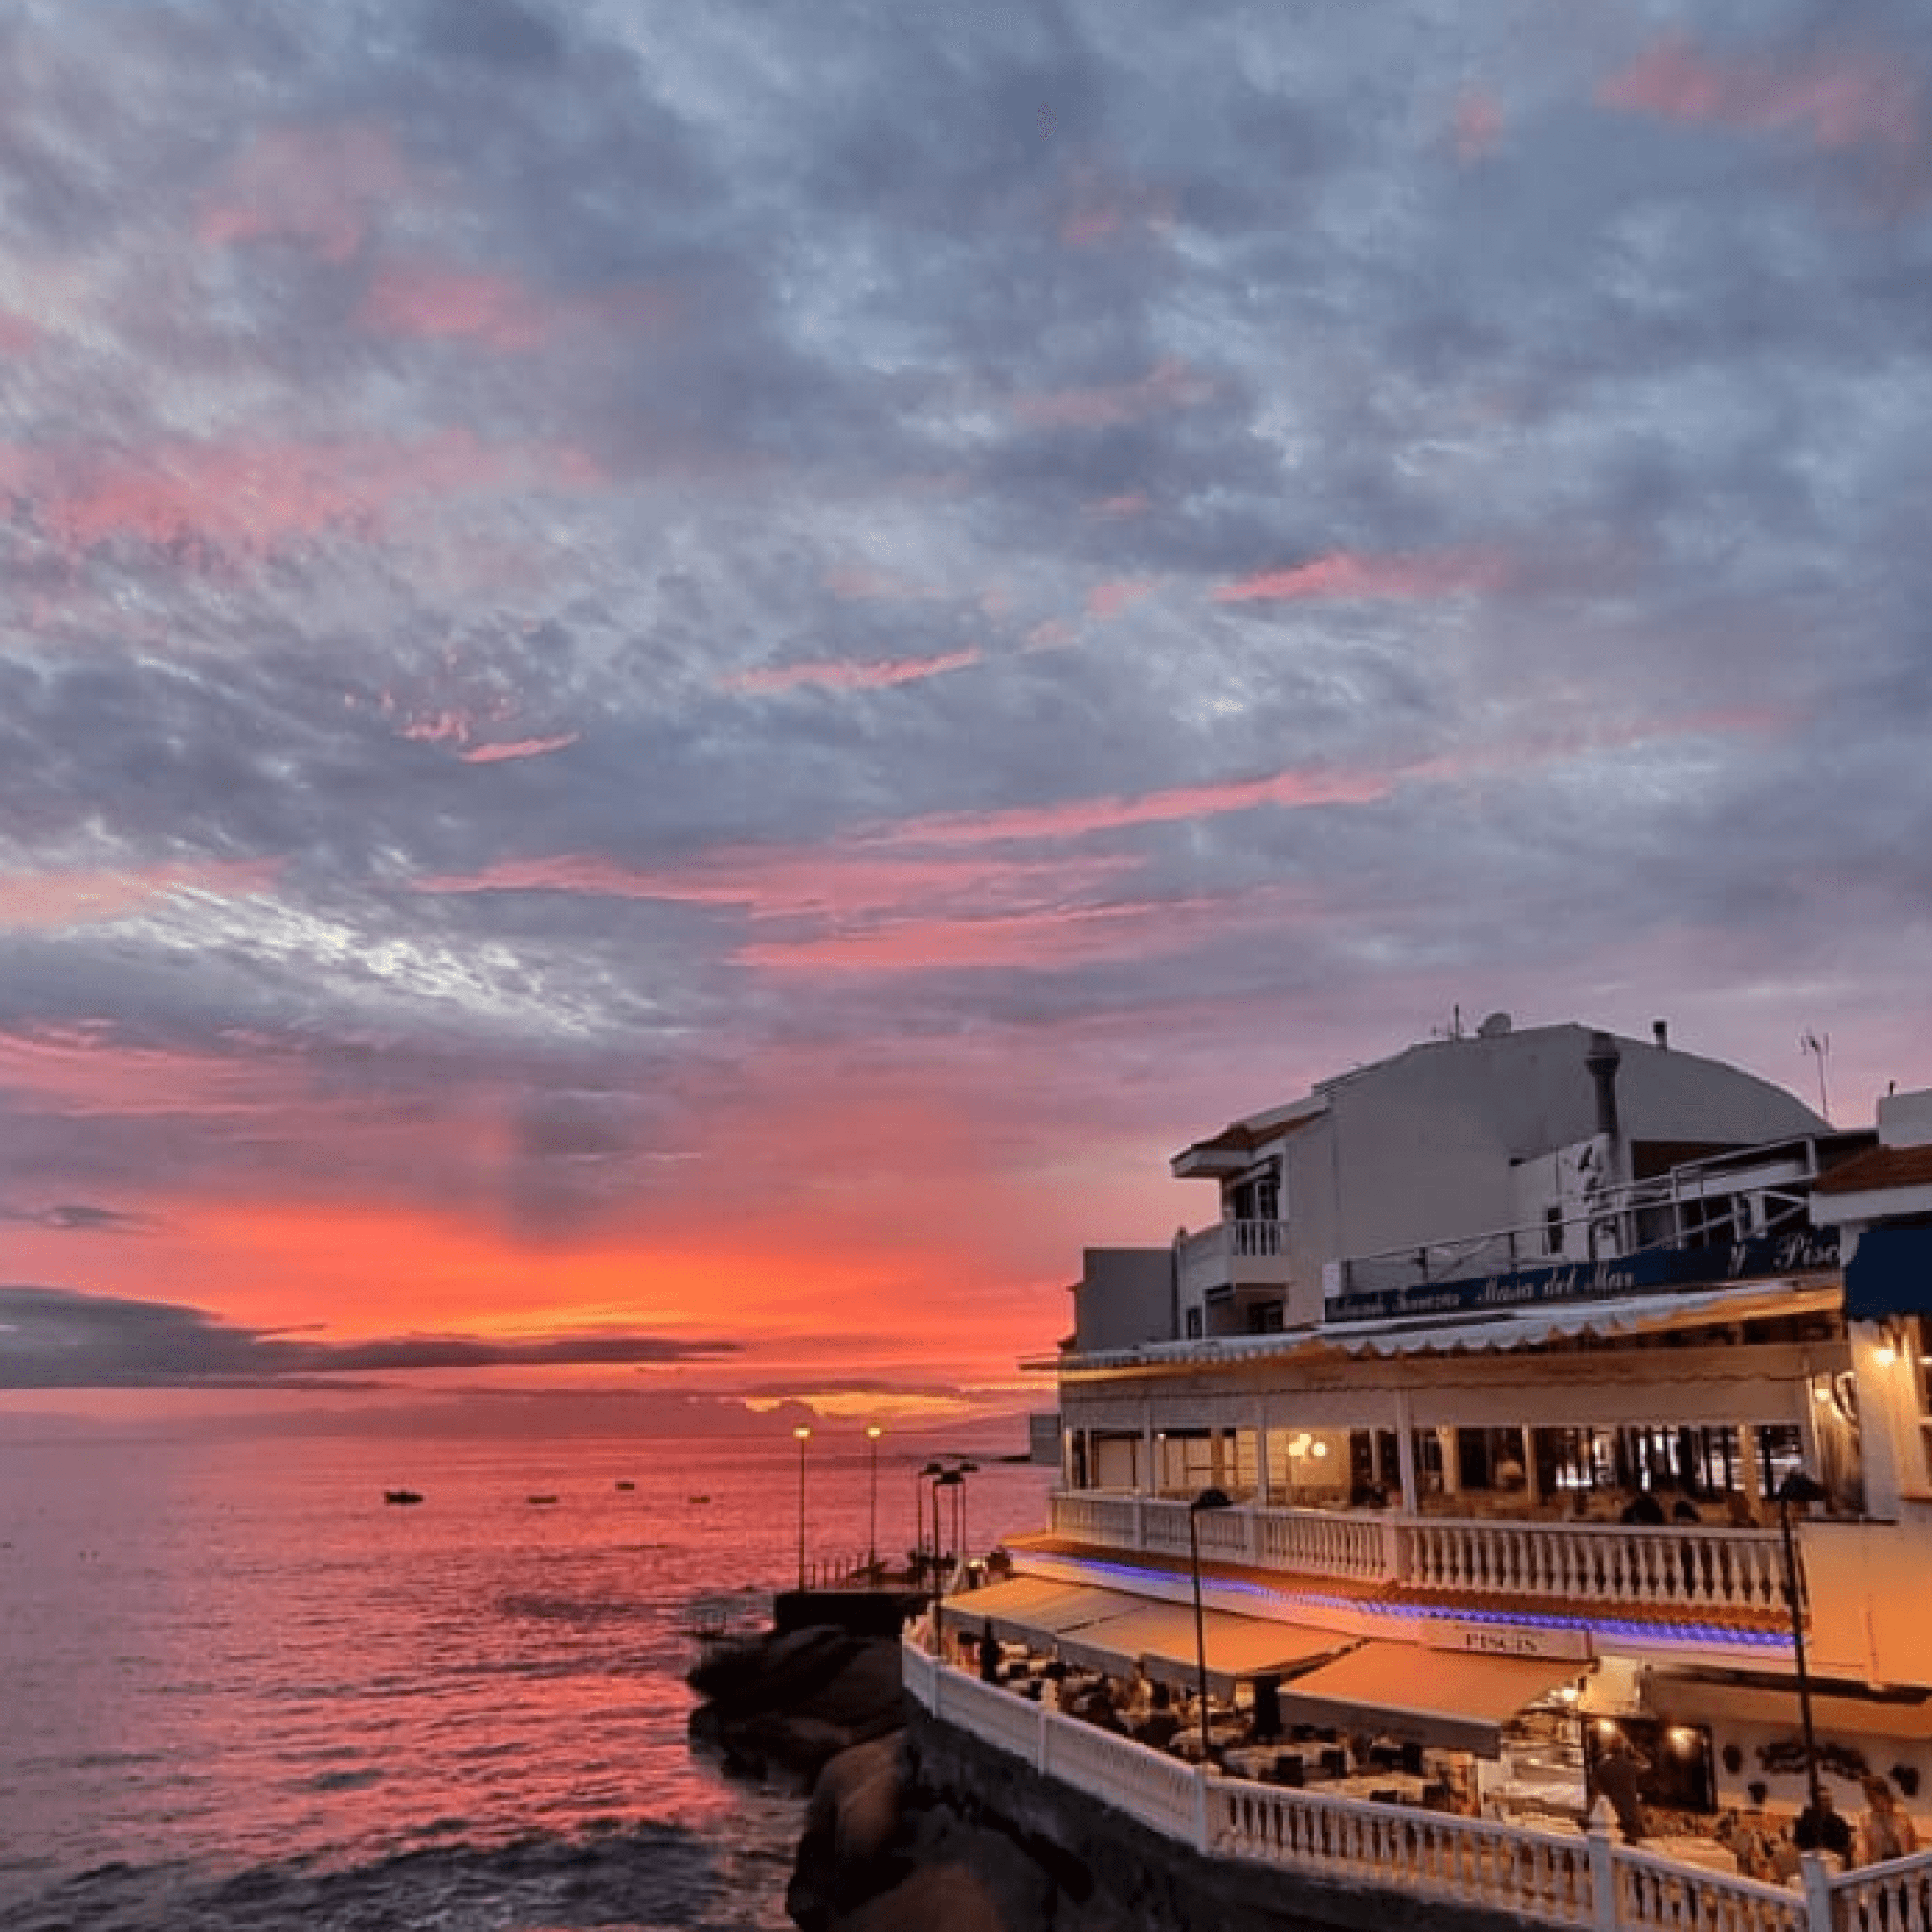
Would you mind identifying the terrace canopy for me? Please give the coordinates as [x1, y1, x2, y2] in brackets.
[936, 1575, 1146, 1646]
[1269, 1642, 1591, 1757]
[1054, 1600, 1344, 1697]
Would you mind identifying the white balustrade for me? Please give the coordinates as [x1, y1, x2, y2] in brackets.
[1048, 1492, 1790, 1619]
[900, 1641, 1866, 1932]
[1040, 1709, 1200, 1834]
[1402, 1520, 1787, 1616]
[1832, 1846, 1932, 1932]
[1250, 1507, 1387, 1580]
[1611, 1844, 1807, 1932]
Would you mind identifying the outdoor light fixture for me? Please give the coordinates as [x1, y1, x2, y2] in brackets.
[916, 1461, 944, 1586]
[1775, 1468, 1828, 1833]
[1188, 1486, 1235, 1763]
[934, 1467, 964, 1589]
[1873, 1321, 1906, 1368]
[865, 1425, 884, 1575]
[793, 1425, 812, 1592]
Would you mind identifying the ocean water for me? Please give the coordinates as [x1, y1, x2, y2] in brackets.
[0, 1430, 1053, 1931]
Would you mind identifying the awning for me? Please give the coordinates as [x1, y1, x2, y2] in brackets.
[1325, 1281, 1842, 1359]
[1271, 1642, 1591, 1757]
[935, 1575, 1148, 1645]
[1056, 1603, 1345, 1697]
[1845, 1227, 1932, 1321]
[1654, 1678, 1932, 1742]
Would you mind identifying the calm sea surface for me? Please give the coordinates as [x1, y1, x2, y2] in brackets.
[0, 1430, 1053, 1931]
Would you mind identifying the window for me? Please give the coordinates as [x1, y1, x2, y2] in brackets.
[1544, 1206, 1564, 1256]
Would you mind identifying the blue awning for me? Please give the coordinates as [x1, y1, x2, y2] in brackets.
[1844, 1226, 1932, 1320]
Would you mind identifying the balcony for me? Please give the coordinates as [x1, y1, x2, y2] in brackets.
[1046, 1491, 1792, 1625]
[1176, 1220, 1292, 1305]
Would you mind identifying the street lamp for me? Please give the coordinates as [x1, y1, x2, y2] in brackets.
[1776, 1468, 1828, 1831]
[793, 1425, 812, 1591]
[918, 1461, 944, 1586]
[866, 1425, 883, 1576]
[952, 1461, 978, 1578]
[934, 1468, 963, 1590]
[1189, 1486, 1235, 1762]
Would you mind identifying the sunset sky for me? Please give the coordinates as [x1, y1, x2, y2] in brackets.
[4, 1, 1931, 1438]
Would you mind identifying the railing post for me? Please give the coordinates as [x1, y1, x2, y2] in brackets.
[1380, 1514, 1405, 1582]
[1799, 1852, 1834, 1932]
[1586, 1800, 1618, 1932]
[1193, 1763, 1211, 1853]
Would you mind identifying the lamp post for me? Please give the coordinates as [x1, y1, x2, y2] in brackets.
[918, 1461, 943, 1586]
[793, 1425, 812, 1591]
[1776, 1468, 1828, 1830]
[934, 1468, 963, 1589]
[1189, 1486, 1234, 1762]
[866, 1425, 883, 1576]
[952, 1461, 978, 1578]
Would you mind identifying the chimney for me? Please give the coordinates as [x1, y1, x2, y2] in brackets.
[1586, 1030, 1622, 1141]
[1652, 1020, 1669, 1050]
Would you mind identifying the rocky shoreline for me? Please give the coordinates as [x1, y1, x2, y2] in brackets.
[687, 1623, 1075, 1932]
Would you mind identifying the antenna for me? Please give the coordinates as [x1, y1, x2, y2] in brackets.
[1799, 1030, 1832, 1125]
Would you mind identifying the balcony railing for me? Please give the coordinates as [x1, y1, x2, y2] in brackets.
[1048, 1492, 1793, 1620]
[1176, 1220, 1292, 1301]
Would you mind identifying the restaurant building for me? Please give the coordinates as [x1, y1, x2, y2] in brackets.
[913, 1017, 1932, 1926]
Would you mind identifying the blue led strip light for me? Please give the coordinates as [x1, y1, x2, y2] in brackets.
[1040, 1551, 1790, 1653]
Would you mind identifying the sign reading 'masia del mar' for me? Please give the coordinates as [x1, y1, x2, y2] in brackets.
[1326, 1227, 1841, 1325]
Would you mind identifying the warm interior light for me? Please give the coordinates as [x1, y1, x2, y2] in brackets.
[1312, 1441, 1330, 1459]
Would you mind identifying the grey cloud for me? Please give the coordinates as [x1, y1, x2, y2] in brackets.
[0, 1286, 737, 1389]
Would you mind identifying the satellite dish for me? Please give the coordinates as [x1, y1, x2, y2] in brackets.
[1477, 1012, 1513, 1039]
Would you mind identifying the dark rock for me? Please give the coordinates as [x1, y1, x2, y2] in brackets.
[689, 1627, 909, 1784]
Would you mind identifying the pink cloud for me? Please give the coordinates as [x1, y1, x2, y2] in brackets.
[739, 897, 1222, 975]
[1598, 35, 1920, 160]
[721, 647, 980, 695]
[877, 766, 1392, 848]
[381, 681, 578, 764]
[0, 858, 283, 933]
[1012, 357, 1212, 430]
[1213, 548, 1508, 603]
[2, 430, 601, 560]
[460, 733, 580, 764]
[415, 848, 1138, 920]
[359, 264, 558, 352]
[1086, 578, 1159, 621]
[0, 309, 38, 355]
[1454, 90, 1505, 162]
[197, 124, 412, 261]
